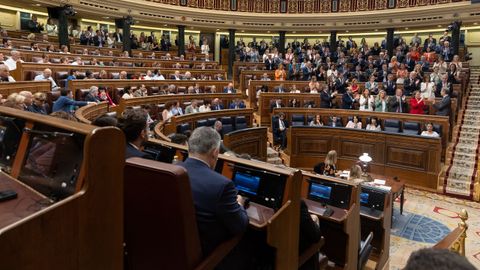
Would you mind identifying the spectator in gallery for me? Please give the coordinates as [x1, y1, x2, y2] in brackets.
[365, 118, 381, 131]
[309, 114, 323, 127]
[27, 15, 44, 33]
[52, 89, 92, 113]
[345, 115, 362, 129]
[118, 108, 152, 160]
[409, 91, 425, 115]
[359, 89, 374, 111]
[374, 90, 388, 112]
[27, 92, 48, 115]
[421, 122, 440, 138]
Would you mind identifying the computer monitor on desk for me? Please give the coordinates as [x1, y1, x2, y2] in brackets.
[231, 165, 286, 210]
[307, 179, 352, 209]
[360, 185, 387, 211]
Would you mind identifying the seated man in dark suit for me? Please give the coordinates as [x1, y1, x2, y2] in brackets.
[223, 82, 236, 93]
[180, 127, 248, 268]
[118, 108, 152, 159]
[270, 98, 283, 113]
[272, 113, 288, 149]
[229, 99, 246, 109]
[435, 74, 453, 98]
[211, 98, 224, 110]
[274, 83, 287, 93]
[433, 89, 451, 116]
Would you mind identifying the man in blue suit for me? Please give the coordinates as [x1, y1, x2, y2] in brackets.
[223, 82, 236, 93]
[52, 89, 92, 113]
[211, 98, 224, 110]
[180, 127, 249, 268]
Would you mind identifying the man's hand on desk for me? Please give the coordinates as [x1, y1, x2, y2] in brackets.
[237, 195, 246, 207]
[310, 214, 320, 226]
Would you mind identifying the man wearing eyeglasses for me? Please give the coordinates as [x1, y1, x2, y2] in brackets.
[26, 92, 48, 115]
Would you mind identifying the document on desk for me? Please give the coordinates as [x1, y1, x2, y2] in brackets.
[373, 179, 386, 185]
[247, 207, 260, 221]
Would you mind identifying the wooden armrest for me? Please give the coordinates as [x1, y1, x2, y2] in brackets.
[195, 234, 243, 270]
[298, 237, 325, 268]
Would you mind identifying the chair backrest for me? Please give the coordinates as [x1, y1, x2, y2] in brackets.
[221, 116, 234, 134]
[433, 124, 442, 137]
[383, 119, 401, 133]
[235, 116, 247, 130]
[177, 123, 191, 135]
[403, 121, 420, 135]
[207, 117, 217, 127]
[196, 119, 208, 127]
[291, 114, 305, 126]
[124, 158, 202, 270]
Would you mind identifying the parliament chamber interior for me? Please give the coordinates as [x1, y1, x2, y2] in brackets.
[1, 0, 480, 269]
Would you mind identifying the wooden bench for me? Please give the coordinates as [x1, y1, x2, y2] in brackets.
[223, 127, 268, 161]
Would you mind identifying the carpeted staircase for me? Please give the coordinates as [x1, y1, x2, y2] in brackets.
[266, 147, 283, 165]
[443, 67, 480, 200]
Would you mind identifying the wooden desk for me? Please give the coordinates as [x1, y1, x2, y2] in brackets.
[304, 199, 349, 223]
[287, 126, 442, 191]
[0, 172, 50, 229]
[246, 202, 275, 228]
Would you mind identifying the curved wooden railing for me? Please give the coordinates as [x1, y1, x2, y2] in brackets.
[75, 102, 112, 125]
[433, 209, 468, 256]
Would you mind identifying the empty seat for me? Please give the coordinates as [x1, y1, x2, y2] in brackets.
[196, 119, 208, 128]
[207, 118, 217, 127]
[291, 114, 305, 126]
[235, 116, 248, 130]
[177, 123, 191, 135]
[383, 119, 401, 133]
[221, 117, 234, 135]
[403, 122, 420, 135]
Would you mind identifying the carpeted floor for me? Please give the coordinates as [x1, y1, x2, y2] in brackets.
[389, 188, 480, 269]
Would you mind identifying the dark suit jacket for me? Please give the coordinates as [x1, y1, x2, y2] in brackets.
[270, 102, 282, 113]
[403, 78, 420, 96]
[274, 87, 286, 93]
[223, 87, 236, 93]
[180, 158, 248, 256]
[384, 80, 397, 96]
[320, 91, 333, 108]
[387, 96, 408, 113]
[265, 59, 275, 70]
[211, 104, 224, 111]
[125, 143, 152, 159]
[342, 93, 355, 109]
[272, 117, 288, 138]
[434, 96, 451, 116]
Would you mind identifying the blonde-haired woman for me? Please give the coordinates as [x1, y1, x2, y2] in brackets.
[324, 150, 338, 177]
[349, 165, 364, 184]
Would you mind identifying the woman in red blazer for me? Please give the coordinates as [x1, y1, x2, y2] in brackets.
[409, 90, 425, 114]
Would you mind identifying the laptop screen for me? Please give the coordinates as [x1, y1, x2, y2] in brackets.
[232, 171, 261, 196]
[309, 182, 332, 204]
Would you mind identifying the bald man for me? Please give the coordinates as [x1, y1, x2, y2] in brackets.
[4, 50, 23, 71]
[34, 68, 60, 91]
[0, 64, 15, 82]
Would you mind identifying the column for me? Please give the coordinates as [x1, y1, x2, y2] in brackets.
[122, 20, 131, 54]
[57, 9, 69, 48]
[278, 31, 286, 55]
[228, 29, 236, 79]
[451, 21, 461, 56]
[177, 25, 186, 57]
[386, 28, 394, 58]
[330, 31, 337, 53]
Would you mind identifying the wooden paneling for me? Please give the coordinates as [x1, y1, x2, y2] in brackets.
[0, 107, 124, 269]
[287, 126, 442, 190]
[0, 81, 51, 96]
[223, 127, 268, 161]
